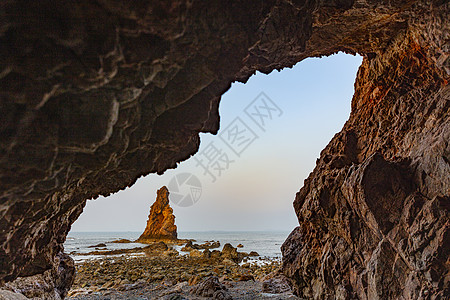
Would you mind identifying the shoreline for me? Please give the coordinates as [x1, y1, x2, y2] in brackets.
[67, 239, 297, 299]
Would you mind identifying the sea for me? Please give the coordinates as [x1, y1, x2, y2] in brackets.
[65, 231, 291, 262]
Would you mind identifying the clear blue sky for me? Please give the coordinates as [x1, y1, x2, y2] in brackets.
[70, 52, 363, 232]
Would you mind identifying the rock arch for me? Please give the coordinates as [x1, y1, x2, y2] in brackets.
[0, 1, 448, 298]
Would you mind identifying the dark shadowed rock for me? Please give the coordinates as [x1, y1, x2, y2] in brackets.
[88, 243, 106, 248]
[263, 274, 292, 294]
[221, 244, 239, 262]
[3, 252, 74, 299]
[190, 276, 232, 299]
[137, 186, 177, 242]
[0, 1, 448, 299]
[237, 274, 254, 282]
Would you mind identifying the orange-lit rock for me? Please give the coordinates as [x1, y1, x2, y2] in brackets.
[137, 186, 177, 242]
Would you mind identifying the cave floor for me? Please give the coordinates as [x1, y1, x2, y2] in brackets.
[68, 280, 298, 300]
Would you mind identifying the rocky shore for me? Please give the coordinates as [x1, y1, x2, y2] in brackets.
[67, 241, 297, 300]
[63, 192, 296, 300]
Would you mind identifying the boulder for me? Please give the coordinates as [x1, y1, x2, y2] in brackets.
[202, 249, 211, 259]
[144, 241, 169, 255]
[190, 276, 232, 299]
[221, 243, 239, 262]
[3, 252, 75, 299]
[263, 275, 292, 294]
[0, 290, 28, 300]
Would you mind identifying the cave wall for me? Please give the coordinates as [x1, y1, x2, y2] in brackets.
[0, 0, 448, 298]
[282, 27, 449, 299]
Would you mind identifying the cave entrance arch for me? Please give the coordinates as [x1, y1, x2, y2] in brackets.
[69, 53, 362, 234]
[1, 1, 448, 299]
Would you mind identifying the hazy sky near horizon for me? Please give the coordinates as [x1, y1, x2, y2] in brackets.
[70, 53, 363, 233]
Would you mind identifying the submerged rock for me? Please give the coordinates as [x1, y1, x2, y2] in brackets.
[111, 239, 132, 244]
[181, 240, 220, 252]
[76, 241, 169, 256]
[88, 243, 106, 248]
[262, 275, 291, 294]
[137, 186, 178, 242]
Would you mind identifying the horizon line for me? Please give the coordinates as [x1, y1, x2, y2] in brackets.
[68, 230, 292, 233]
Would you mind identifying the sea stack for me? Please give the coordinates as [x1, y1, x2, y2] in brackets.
[137, 186, 177, 242]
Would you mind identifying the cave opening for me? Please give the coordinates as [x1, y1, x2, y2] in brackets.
[1, 1, 448, 299]
[68, 52, 362, 243]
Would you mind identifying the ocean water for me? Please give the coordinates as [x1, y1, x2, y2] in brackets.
[65, 231, 290, 261]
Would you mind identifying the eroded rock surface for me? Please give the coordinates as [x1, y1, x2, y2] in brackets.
[3, 252, 75, 299]
[190, 276, 232, 299]
[0, 0, 448, 298]
[282, 17, 449, 298]
[137, 186, 177, 242]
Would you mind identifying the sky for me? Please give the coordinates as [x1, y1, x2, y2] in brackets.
[70, 52, 363, 233]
